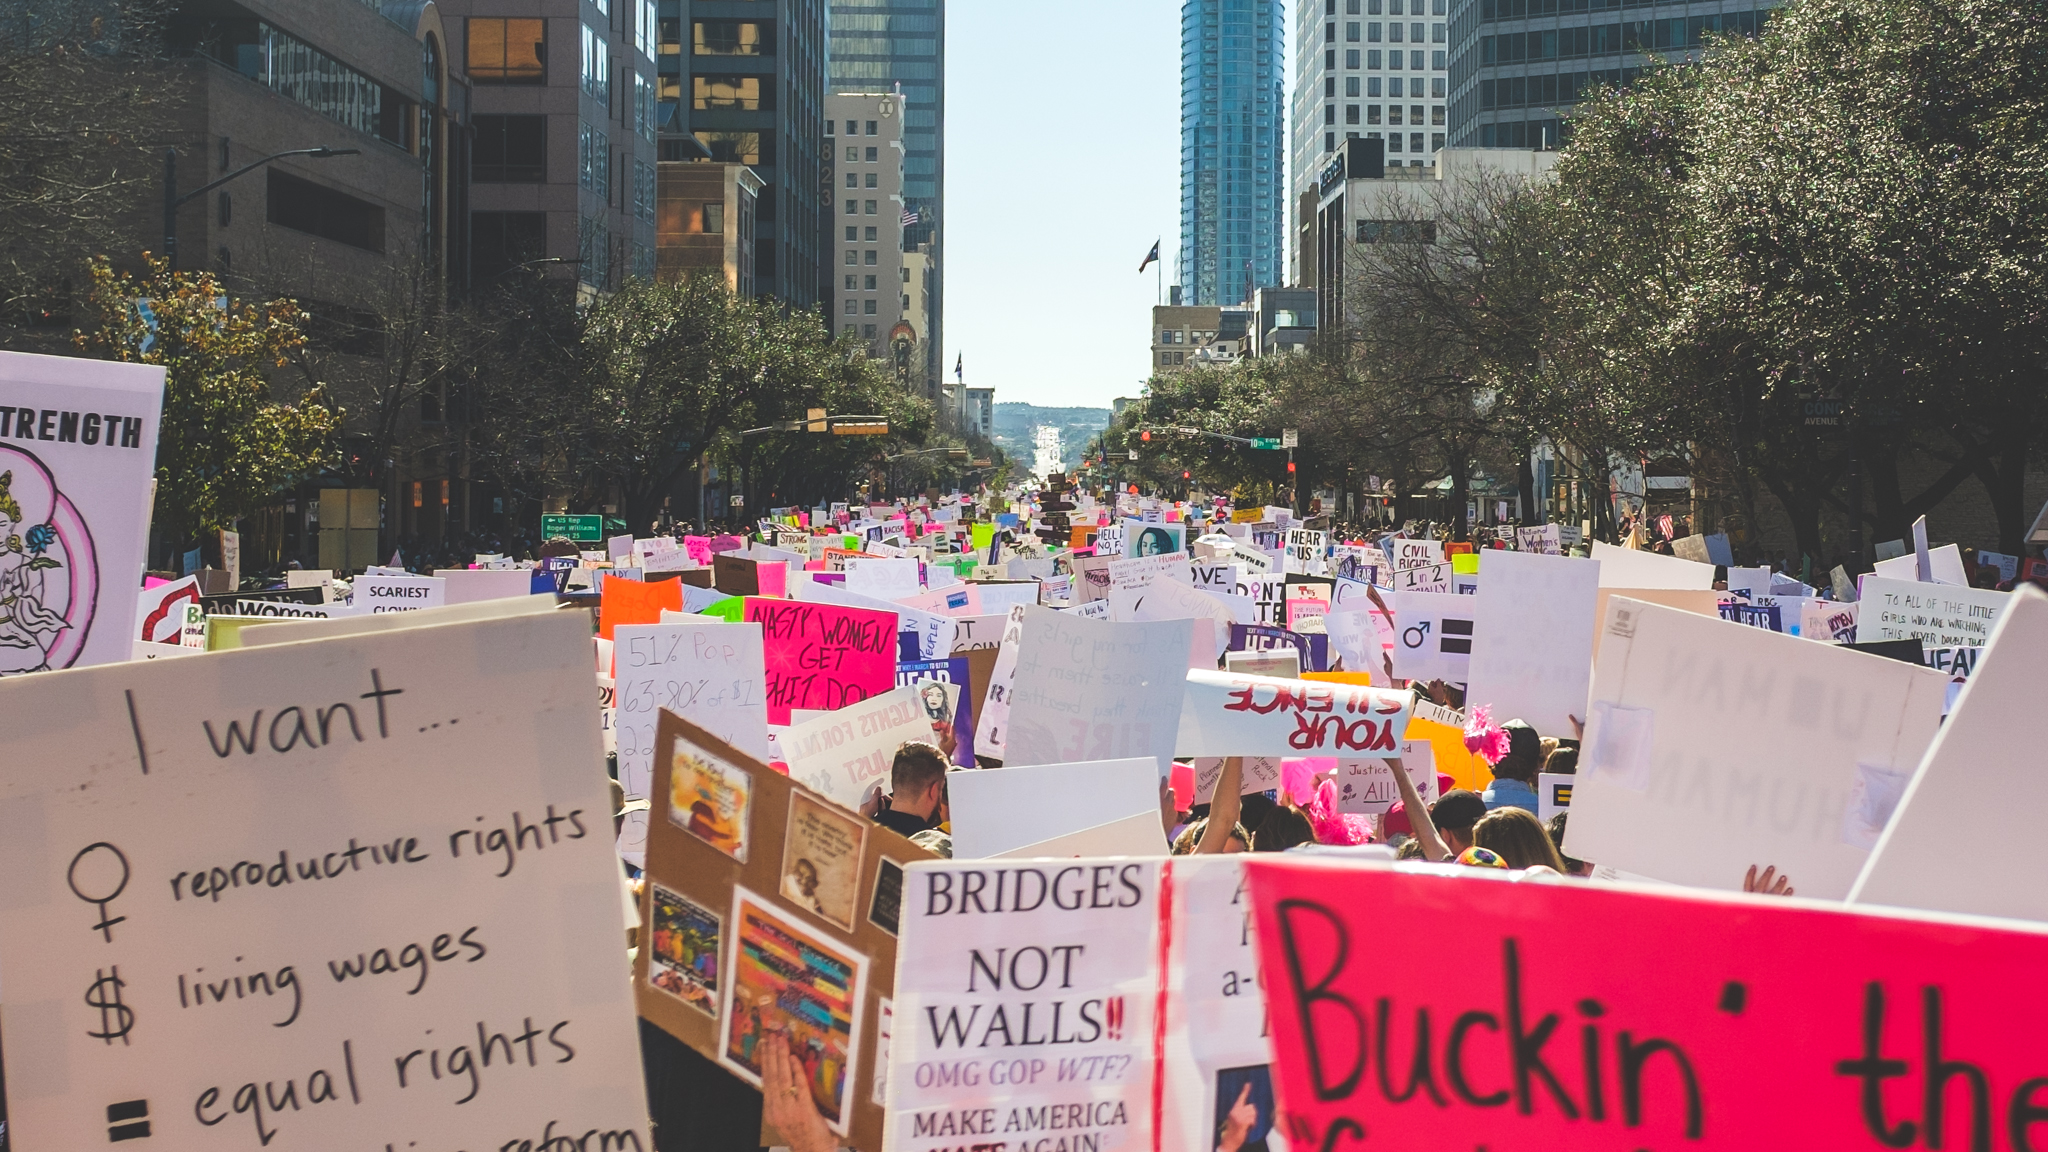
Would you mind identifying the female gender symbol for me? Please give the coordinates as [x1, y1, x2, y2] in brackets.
[68, 842, 130, 943]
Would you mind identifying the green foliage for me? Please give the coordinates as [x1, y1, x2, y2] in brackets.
[74, 256, 337, 545]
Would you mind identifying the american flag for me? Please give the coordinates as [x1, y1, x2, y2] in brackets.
[901, 208, 920, 227]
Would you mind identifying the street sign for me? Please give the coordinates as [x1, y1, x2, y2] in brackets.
[1281, 428, 1299, 448]
[1251, 437, 1282, 450]
[832, 420, 891, 435]
[541, 513, 604, 542]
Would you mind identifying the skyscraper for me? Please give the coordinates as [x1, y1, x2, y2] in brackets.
[829, 0, 944, 389]
[1180, 0, 1284, 307]
[1446, 0, 1779, 149]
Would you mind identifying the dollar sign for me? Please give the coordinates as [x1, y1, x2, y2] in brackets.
[84, 966, 134, 1046]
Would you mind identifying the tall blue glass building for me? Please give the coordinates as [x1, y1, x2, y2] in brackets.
[1180, 0, 1284, 307]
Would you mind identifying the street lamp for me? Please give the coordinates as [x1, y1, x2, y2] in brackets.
[163, 145, 360, 271]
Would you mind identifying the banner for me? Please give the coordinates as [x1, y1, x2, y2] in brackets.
[1176, 669, 1414, 758]
[0, 349, 166, 672]
[1245, 857, 2048, 1152]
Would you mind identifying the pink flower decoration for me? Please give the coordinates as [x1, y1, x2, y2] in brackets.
[1463, 703, 1511, 766]
[1305, 779, 1374, 846]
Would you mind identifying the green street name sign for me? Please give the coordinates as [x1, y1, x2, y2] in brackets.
[541, 514, 604, 542]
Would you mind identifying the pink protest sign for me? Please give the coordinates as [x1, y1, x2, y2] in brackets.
[1244, 859, 2048, 1152]
[709, 533, 745, 553]
[741, 597, 896, 722]
[683, 535, 712, 563]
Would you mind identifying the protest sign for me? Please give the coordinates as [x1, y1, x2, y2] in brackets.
[136, 575, 202, 644]
[639, 715, 930, 1149]
[1223, 648, 1300, 678]
[886, 859, 1163, 1152]
[1335, 742, 1439, 813]
[897, 655, 976, 767]
[1004, 607, 1192, 778]
[845, 557, 923, 600]
[947, 758, 1162, 860]
[1284, 528, 1329, 576]
[599, 571, 684, 639]
[1391, 560, 1451, 594]
[1800, 598, 1860, 643]
[780, 684, 936, 810]
[1590, 587, 1720, 668]
[1537, 770, 1574, 819]
[1321, 608, 1391, 684]
[1228, 622, 1328, 673]
[0, 607, 650, 1149]
[1177, 669, 1414, 758]
[1515, 523, 1562, 555]
[1566, 597, 1948, 897]
[0, 350, 166, 672]
[1245, 857, 2048, 1152]
[1159, 857, 1281, 1152]
[1232, 572, 1286, 626]
[1873, 542, 1970, 587]
[349, 573, 448, 613]
[436, 567, 535, 604]
[1464, 550, 1600, 736]
[1391, 589, 1477, 683]
[237, 592, 558, 649]
[971, 604, 1030, 760]
[1192, 755, 1284, 801]
[1853, 576, 2009, 649]
[898, 581, 982, 618]
[613, 621, 770, 800]
[742, 597, 896, 724]
[1851, 586, 2048, 920]
[946, 612, 1009, 653]
[1125, 520, 1187, 557]
[1589, 541, 1714, 589]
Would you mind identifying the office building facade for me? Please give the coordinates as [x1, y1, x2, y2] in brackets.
[825, 93, 907, 364]
[827, 0, 944, 387]
[1446, 0, 1779, 149]
[654, 0, 827, 306]
[1179, 0, 1284, 307]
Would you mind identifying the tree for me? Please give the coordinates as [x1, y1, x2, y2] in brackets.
[74, 256, 338, 554]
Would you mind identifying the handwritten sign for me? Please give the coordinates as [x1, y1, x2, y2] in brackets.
[613, 622, 769, 798]
[1176, 669, 1414, 758]
[0, 609, 650, 1149]
[743, 597, 897, 723]
[1335, 741, 1439, 813]
[781, 684, 934, 811]
[1245, 857, 2048, 1152]
[1854, 576, 2009, 649]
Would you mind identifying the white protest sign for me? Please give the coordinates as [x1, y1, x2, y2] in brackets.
[0, 349, 167, 671]
[232, 598, 338, 620]
[1873, 543, 1970, 587]
[1158, 856, 1280, 1152]
[845, 557, 923, 600]
[1283, 529, 1328, 576]
[237, 593, 559, 648]
[948, 612, 1010, 652]
[947, 758, 1162, 860]
[1335, 741, 1438, 813]
[886, 859, 1161, 1152]
[1107, 552, 1190, 592]
[1093, 523, 1126, 556]
[899, 581, 982, 617]
[437, 567, 536, 604]
[1321, 608, 1392, 683]
[353, 573, 448, 613]
[1801, 599, 1859, 644]
[1850, 586, 2048, 920]
[1589, 541, 1714, 589]
[973, 604, 1031, 759]
[0, 609, 650, 1149]
[1393, 537, 1445, 574]
[781, 684, 933, 810]
[1854, 576, 2010, 649]
[1564, 596, 1949, 897]
[612, 621, 769, 798]
[1463, 549, 1601, 736]
[1190, 755, 1283, 802]
[1231, 573, 1285, 626]
[1537, 771, 1574, 820]
[219, 528, 241, 589]
[1516, 524, 1562, 555]
[1004, 607, 1192, 779]
[972, 581, 1042, 616]
[1175, 669, 1414, 758]
[1391, 561, 1451, 594]
[1230, 543, 1276, 576]
[994, 811, 1167, 858]
[136, 576, 202, 644]
[1391, 589, 1477, 683]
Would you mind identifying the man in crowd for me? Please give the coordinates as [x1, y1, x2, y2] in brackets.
[873, 742, 949, 837]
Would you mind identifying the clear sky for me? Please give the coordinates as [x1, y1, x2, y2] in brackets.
[944, 0, 1184, 411]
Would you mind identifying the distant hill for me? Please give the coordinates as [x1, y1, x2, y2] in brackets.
[990, 403, 1113, 472]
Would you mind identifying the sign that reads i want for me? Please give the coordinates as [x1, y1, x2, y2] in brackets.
[0, 610, 649, 1150]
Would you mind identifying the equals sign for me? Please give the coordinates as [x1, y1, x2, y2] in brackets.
[1439, 619, 1474, 654]
[107, 1099, 150, 1142]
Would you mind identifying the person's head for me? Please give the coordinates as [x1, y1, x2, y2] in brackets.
[1430, 789, 1488, 853]
[889, 742, 950, 819]
[1253, 805, 1315, 852]
[1492, 721, 1544, 783]
[1545, 746, 1579, 775]
[1472, 807, 1567, 871]
[1171, 818, 1251, 854]
[792, 858, 819, 895]
[1546, 812, 1591, 876]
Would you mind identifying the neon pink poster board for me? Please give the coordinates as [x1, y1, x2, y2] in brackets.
[742, 596, 896, 723]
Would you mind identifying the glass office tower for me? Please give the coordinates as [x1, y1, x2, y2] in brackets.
[1180, 0, 1284, 307]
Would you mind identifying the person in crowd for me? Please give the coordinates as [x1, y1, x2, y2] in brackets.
[1547, 812, 1594, 876]
[1251, 806, 1314, 852]
[871, 742, 948, 838]
[1428, 790, 1488, 856]
[1481, 721, 1543, 813]
[1471, 807, 1568, 871]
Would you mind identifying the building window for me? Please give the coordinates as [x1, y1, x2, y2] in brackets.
[845, 173, 858, 189]
[267, 170, 383, 252]
[471, 211, 545, 278]
[864, 324, 876, 338]
[1432, 132, 1445, 151]
[864, 199, 876, 214]
[864, 249, 877, 264]
[1345, 105, 1359, 124]
[659, 17, 680, 53]
[845, 249, 857, 264]
[581, 25, 609, 101]
[865, 146, 878, 162]
[864, 172, 877, 189]
[1325, 105, 1336, 125]
[1326, 48, 1336, 67]
[1388, 132, 1403, 152]
[1433, 50, 1446, 69]
[843, 324, 857, 337]
[693, 75, 765, 110]
[1357, 219, 1435, 243]
[638, 0, 657, 58]
[693, 20, 772, 55]
[703, 131, 766, 165]
[1412, 104, 1424, 124]
[864, 228, 877, 242]
[845, 299, 858, 315]
[865, 120, 878, 135]
[844, 274, 857, 290]
[1368, 21, 1381, 40]
[635, 72, 656, 142]
[473, 115, 545, 182]
[1325, 131, 1335, 151]
[1346, 49, 1359, 67]
[1367, 105, 1382, 124]
[1369, 76, 1382, 96]
[1346, 21, 1360, 40]
[1325, 77, 1336, 98]
[1389, 105, 1403, 125]
[1411, 22, 1424, 41]
[1368, 49, 1381, 67]
[1411, 132, 1425, 153]
[845, 226, 858, 242]
[1432, 22, 1446, 41]
[1433, 77, 1446, 98]
[844, 198, 857, 215]
[1432, 105, 1445, 126]
[864, 299, 877, 314]
[637, 161, 657, 224]
[1389, 21, 1402, 42]
[863, 274, 877, 290]
[1346, 76, 1360, 96]
[468, 17, 544, 84]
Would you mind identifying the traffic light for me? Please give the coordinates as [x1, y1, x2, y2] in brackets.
[1140, 429, 1151, 442]
[1287, 461, 1297, 473]
[1182, 471, 1190, 480]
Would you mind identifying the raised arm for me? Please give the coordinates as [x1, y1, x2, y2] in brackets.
[1388, 755, 1451, 862]
[1196, 757, 1245, 854]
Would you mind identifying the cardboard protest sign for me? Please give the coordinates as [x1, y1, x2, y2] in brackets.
[1335, 741, 1439, 813]
[237, 594, 558, 648]
[947, 612, 1010, 652]
[639, 714, 931, 1149]
[136, 575, 202, 644]
[1245, 857, 2048, 1152]
[0, 607, 650, 1149]
[1853, 576, 2009, 649]
[779, 685, 937, 811]
[1004, 607, 1192, 778]
[1589, 541, 1715, 589]
[1391, 589, 1477, 682]
[886, 858, 1163, 1152]
[613, 621, 770, 800]
[1851, 586, 2048, 920]
[1566, 597, 1948, 897]
[1590, 587, 1721, 669]
[1464, 549, 1601, 737]
[0, 350, 166, 672]
[742, 597, 897, 724]
[948, 758, 1163, 860]
[1177, 669, 1414, 758]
